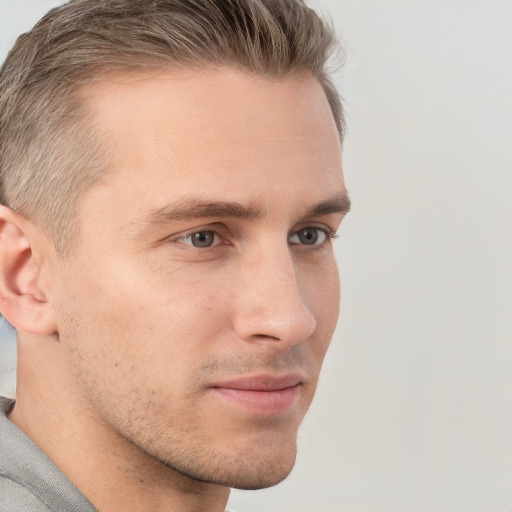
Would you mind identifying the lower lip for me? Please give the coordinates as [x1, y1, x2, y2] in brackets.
[212, 386, 300, 416]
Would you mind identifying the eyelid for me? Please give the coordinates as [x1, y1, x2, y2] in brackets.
[179, 230, 220, 247]
[292, 221, 339, 238]
[167, 223, 230, 247]
[164, 222, 339, 249]
[288, 225, 338, 246]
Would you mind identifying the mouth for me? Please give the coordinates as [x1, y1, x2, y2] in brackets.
[209, 374, 303, 416]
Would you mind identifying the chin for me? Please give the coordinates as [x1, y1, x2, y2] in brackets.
[222, 450, 297, 490]
[228, 467, 295, 490]
[156, 435, 298, 490]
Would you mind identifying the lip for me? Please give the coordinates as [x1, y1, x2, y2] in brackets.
[210, 374, 303, 416]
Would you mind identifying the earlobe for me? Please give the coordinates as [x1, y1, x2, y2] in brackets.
[0, 205, 57, 335]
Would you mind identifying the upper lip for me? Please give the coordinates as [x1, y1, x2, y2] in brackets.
[211, 373, 303, 391]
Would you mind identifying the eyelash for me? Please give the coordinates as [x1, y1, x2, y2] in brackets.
[172, 225, 338, 249]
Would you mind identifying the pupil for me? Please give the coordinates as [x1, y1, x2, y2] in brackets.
[192, 231, 214, 247]
[299, 228, 318, 245]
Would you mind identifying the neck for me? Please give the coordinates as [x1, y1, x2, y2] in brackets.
[9, 335, 230, 512]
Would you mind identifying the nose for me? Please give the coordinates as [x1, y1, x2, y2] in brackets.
[232, 245, 317, 346]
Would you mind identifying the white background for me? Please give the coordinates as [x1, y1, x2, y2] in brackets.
[0, 1, 511, 511]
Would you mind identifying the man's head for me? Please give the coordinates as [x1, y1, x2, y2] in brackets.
[0, 0, 349, 503]
[0, 0, 344, 254]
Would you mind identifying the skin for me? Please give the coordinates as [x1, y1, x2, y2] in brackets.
[0, 67, 348, 512]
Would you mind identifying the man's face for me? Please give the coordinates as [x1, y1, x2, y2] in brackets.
[52, 68, 347, 489]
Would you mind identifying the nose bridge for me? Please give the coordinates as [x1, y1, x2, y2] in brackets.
[232, 240, 317, 344]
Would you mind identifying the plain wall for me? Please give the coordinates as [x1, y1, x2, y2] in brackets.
[0, 1, 511, 511]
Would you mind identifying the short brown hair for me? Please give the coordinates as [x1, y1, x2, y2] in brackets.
[0, 0, 344, 254]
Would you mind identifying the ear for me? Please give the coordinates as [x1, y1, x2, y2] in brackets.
[0, 205, 57, 335]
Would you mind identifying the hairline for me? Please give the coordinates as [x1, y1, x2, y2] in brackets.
[0, 0, 345, 256]
[53, 63, 344, 256]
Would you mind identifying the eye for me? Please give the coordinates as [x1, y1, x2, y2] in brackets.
[289, 227, 329, 246]
[180, 230, 220, 248]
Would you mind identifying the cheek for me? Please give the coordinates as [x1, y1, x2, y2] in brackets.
[303, 258, 340, 360]
[304, 256, 340, 322]
[57, 259, 230, 375]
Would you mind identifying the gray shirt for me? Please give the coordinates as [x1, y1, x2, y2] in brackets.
[0, 396, 236, 512]
[0, 396, 96, 511]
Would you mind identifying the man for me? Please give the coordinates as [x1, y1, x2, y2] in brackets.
[0, 0, 349, 510]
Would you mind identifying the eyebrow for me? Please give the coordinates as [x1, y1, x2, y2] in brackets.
[143, 193, 350, 225]
[305, 193, 351, 217]
[145, 199, 264, 224]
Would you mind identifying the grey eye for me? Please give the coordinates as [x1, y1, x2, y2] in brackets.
[185, 231, 217, 248]
[289, 228, 327, 245]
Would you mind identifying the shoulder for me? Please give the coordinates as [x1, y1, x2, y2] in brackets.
[0, 396, 96, 512]
[0, 397, 53, 511]
[0, 475, 53, 511]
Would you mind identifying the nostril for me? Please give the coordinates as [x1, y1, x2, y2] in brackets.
[252, 334, 280, 341]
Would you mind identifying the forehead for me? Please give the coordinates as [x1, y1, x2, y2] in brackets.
[80, 67, 344, 212]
